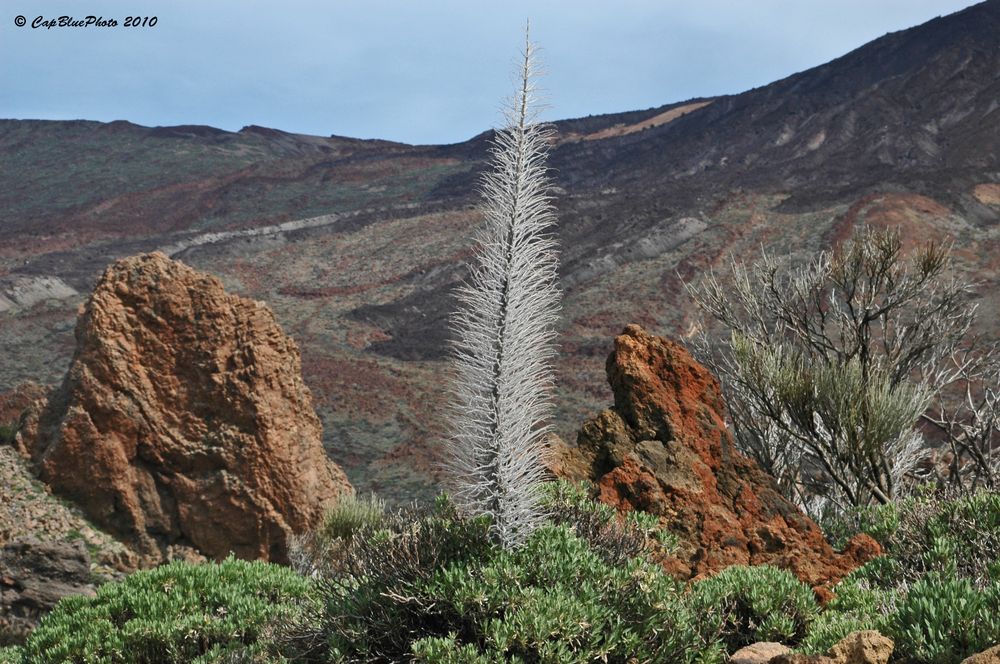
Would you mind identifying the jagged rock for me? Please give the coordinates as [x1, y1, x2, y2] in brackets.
[0, 383, 49, 458]
[0, 538, 95, 645]
[543, 433, 592, 480]
[961, 645, 1000, 664]
[731, 642, 793, 664]
[553, 325, 880, 586]
[0, 383, 48, 428]
[28, 253, 352, 565]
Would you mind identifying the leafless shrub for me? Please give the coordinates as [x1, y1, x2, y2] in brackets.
[687, 227, 998, 511]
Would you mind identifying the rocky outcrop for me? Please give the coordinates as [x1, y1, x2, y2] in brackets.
[0, 384, 48, 428]
[0, 383, 49, 458]
[730, 642, 792, 664]
[0, 444, 135, 573]
[28, 253, 352, 565]
[962, 645, 1000, 664]
[772, 630, 894, 664]
[553, 325, 879, 587]
[0, 539, 96, 645]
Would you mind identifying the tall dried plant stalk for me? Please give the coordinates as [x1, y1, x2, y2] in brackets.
[442, 29, 559, 548]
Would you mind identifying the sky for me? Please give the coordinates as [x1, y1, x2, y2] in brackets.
[1, 1, 983, 145]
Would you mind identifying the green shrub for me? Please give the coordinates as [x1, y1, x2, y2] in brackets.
[0, 421, 18, 446]
[797, 565, 896, 654]
[798, 611, 878, 655]
[830, 562, 900, 615]
[318, 492, 386, 543]
[540, 480, 677, 565]
[11, 558, 311, 664]
[821, 500, 901, 550]
[690, 565, 819, 651]
[411, 635, 494, 664]
[289, 492, 391, 578]
[0, 647, 20, 664]
[290, 495, 724, 663]
[888, 573, 1000, 664]
[822, 488, 1000, 589]
[803, 504, 1000, 662]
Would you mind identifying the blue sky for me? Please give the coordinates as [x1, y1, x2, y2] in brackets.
[1, 1, 981, 144]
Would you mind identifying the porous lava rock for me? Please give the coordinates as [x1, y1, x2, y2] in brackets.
[0, 383, 49, 458]
[730, 642, 793, 664]
[553, 325, 879, 587]
[962, 645, 1000, 664]
[771, 630, 894, 664]
[28, 253, 352, 565]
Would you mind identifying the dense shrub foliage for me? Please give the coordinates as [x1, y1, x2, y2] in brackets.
[797, 563, 896, 654]
[888, 573, 1000, 664]
[823, 487, 1000, 588]
[540, 480, 677, 565]
[811, 487, 1000, 662]
[283, 492, 723, 663]
[7, 485, 1000, 663]
[689, 565, 819, 650]
[319, 492, 388, 543]
[0, 558, 311, 664]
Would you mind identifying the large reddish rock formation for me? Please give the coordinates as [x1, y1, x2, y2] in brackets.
[554, 325, 879, 587]
[28, 253, 352, 565]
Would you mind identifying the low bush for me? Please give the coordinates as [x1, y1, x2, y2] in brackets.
[796, 564, 895, 654]
[798, 611, 878, 655]
[0, 421, 18, 446]
[797, 546, 1000, 662]
[285, 494, 724, 663]
[689, 565, 819, 651]
[289, 492, 389, 577]
[318, 492, 387, 543]
[540, 480, 678, 565]
[16, 484, 999, 663]
[7, 557, 312, 664]
[887, 573, 1000, 664]
[822, 500, 902, 551]
[822, 487, 1000, 588]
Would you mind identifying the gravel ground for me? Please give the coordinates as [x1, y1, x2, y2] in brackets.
[0, 445, 134, 574]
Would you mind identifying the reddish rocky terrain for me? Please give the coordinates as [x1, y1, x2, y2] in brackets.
[21, 253, 352, 565]
[0, 1, 998, 503]
[552, 325, 881, 587]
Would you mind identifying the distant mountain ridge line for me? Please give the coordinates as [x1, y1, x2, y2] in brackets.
[0, 0, 997, 503]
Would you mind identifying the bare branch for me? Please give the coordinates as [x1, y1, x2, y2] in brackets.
[685, 226, 993, 511]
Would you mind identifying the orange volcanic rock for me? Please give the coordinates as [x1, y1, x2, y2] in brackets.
[0, 383, 49, 458]
[28, 253, 351, 565]
[555, 325, 878, 587]
[0, 383, 48, 426]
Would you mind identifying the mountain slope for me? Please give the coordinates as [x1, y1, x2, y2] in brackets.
[1, 1, 998, 502]
[555, 0, 999, 207]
